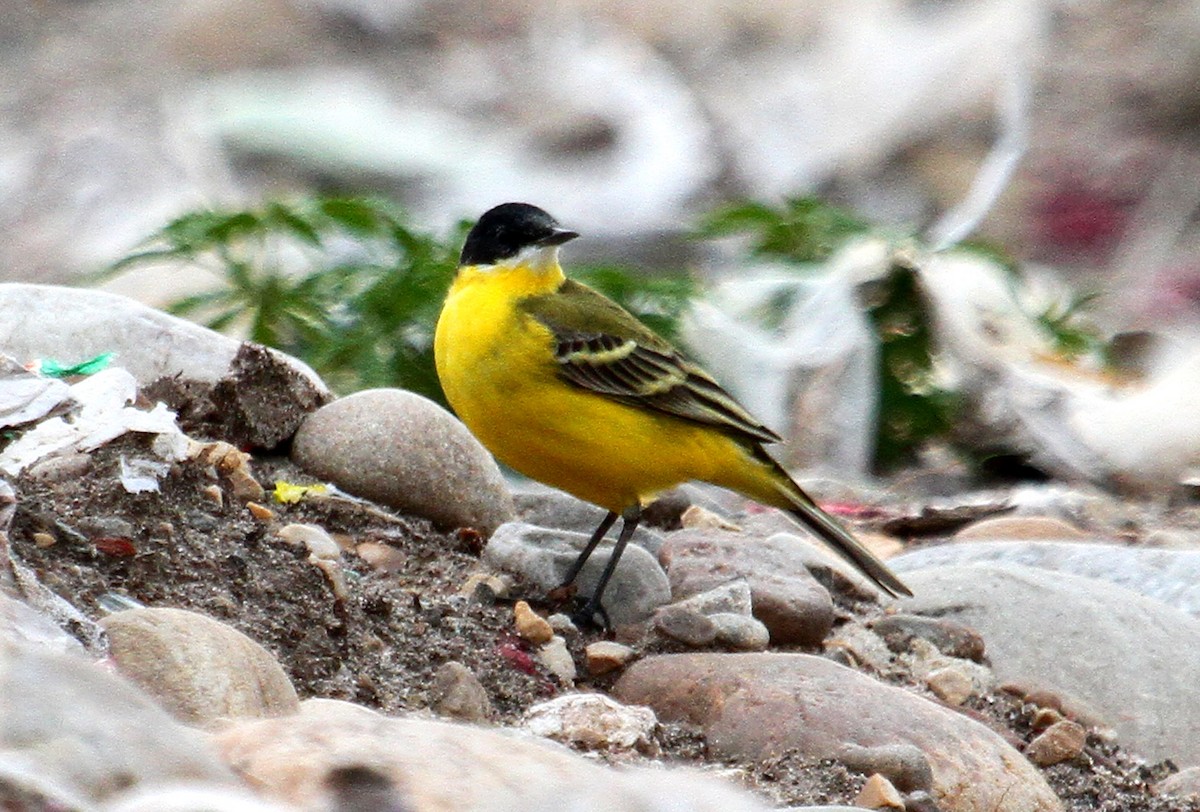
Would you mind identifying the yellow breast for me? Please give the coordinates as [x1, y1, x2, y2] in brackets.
[434, 262, 770, 513]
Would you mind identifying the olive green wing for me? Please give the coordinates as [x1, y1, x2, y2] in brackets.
[520, 279, 781, 445]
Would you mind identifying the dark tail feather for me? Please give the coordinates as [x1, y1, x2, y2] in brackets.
[786, 498, 913, 598]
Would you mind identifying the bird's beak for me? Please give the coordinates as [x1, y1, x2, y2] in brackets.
[538, 228, 579, 247]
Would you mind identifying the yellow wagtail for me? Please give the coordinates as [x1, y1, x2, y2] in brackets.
[435, 202, 911, 624]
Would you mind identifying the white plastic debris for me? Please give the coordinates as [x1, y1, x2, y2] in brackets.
[0, 367, 187, 476]
[0, 357, 72, 429]
[119, 455, 172, 494]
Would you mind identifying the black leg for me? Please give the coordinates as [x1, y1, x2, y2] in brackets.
[574, 506, 641, 628]
[559, 510, 618, 588]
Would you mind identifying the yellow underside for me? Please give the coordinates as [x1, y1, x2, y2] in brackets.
[434, 260, 787, 513]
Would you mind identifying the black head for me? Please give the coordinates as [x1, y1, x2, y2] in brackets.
[459, 202, 579, 266]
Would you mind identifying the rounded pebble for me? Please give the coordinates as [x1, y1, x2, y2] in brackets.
[100, 607, 299, 727]
[585, 641, 636, 675]
[292, 389, 514, 534]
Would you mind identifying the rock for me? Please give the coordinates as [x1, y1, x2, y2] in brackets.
[512, 487, 664, 555]
[0, 644, 235, 804]
[354, 540, 406, 573]
[522, 693, 657, 753]
[99, 607, 299, 727]
[1159, 765, 1200, 799]
[514, 600, 554, 645]
[0, 284, 327, 393]
[100, 783, 294, 812]
[925, 665, 974, 706]
[653, 606, 717, 647]
[900, 563, 1200, 767]
[659, 529, 835, 644]
[615, 653, 1062, 812]
[0, 593, 85, 656]
[710, 613, 771, 651]
[854, 773, 904, 810]
[537, 636, 577, 685]
[147, 342, 328, 451]
[672, 580, 754, 617]
[953, 515, 1088, 541]
[869, 613, 986, 661]
[431, 661, 493, 723]
[680, 504, 741, 531]
[292, 389, 514, 534]
[460, 572, 510, 603]
[892, 541, 1200, 618]
[484, 522, 670, 626]
[1025, 719, 1086, 766]
[585, 641, 636, 676]
[214, 698, 769, 811]
[837, 742, 933, 793]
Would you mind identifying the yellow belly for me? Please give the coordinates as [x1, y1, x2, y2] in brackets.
[434, 268, 765, 512]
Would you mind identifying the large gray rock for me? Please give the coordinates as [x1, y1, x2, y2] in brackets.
[0, 643, 236, 804]
[292, 388, 514, 534]
[484, 522, 670, 626]
[893, 541, 1200, 617]
[214, 698, 770, 812]
[614, 652, 1061, 812]
[899, 563, 1200, 766]
[0, 283, 326, 391]
[100, 607, 299, 728]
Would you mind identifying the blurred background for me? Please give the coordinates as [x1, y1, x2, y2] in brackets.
[4, 0, 1200, 325]
[6, 0, 1200, 485]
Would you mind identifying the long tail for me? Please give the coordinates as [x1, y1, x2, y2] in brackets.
[784, 491, 912, 598]
[729, 449, 913, 598]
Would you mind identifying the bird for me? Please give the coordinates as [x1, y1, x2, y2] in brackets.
[434, 202, 911, 625]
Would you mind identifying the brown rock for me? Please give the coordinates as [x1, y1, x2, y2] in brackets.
[954, 515, 1087, 541]
[926, 665, 974, 706]
[653, 605, 717, 647]
[514, 600, 554, 645]
[614, 653, 1062, 812]
[855, 773, 904, 809]
[1025, 719, 1086, 766]
[100, 607, 298, 728]
[213, 698, 768, 811]
[871, 613, 986, 662]
[659, 530, 834, 644]
[355, 541, 407, 573]
[586, 641, 636, 676]
[431, 661, 493, 722]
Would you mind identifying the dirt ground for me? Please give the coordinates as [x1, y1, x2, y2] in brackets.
[6, 433, 1198, 811]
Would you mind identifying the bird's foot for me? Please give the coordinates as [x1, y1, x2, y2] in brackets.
[569, 599, 610, 632]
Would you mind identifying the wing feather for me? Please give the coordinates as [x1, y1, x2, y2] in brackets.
[520, 280, 781, 445]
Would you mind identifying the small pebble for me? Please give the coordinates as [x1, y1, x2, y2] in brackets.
[855, 773, 905, 810]
[653, 606, 717, 647]
[514, 601, 554, 645]
[522, 693, 656, 753]
[1025, 719, 1087, 766]
[1032, 707, 1064, 731]
[710, 613, 770, 651]
[547, 613, 578, 635]
[277, 524, 340, 559]
[246, 502, 275, 521]
[355, 542, 407, 573]
[585, 641, 636, 676]
[200, 484, 224, 507]
[679, 505, 740, 531]
[432, 661, 493, 722]
[460, 572, 510, 603]
[32, 531, 56, 548]
[926, 665, 974, 706]
[537, 636, 576, 685]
